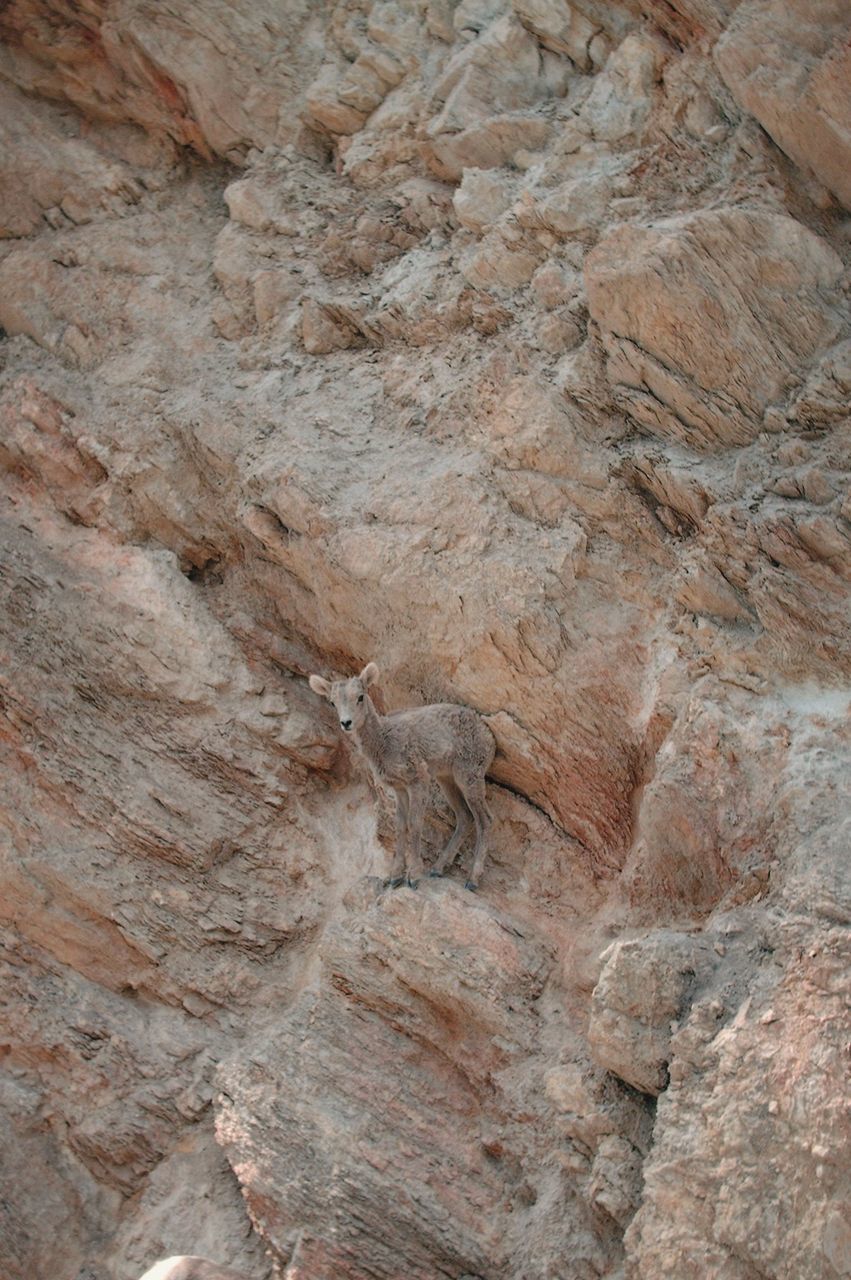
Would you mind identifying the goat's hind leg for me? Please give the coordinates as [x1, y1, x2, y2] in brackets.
[431, 776, 473, 879]
[385, 787, 410, 889]
[458, 774, 492, 892]
[405, 784, 427, 889]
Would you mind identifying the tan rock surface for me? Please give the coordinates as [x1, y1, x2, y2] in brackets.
[715, 0, 851, 211]
[589, 930, 716, 1095]
[0, 0, 329, 161]
[0, 3, 849, 1279]
[215, 882, 621, 1280]
[585, 207, 844, 451]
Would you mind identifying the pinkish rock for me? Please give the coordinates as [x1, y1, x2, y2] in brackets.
[716, 0, 851, 211]
[585, 207, 843, 450]
[589, 930, 715, 1094]
[0, 4, 849, 1280]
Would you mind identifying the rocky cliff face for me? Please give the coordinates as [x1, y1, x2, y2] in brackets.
[1, 2, 849, 1278]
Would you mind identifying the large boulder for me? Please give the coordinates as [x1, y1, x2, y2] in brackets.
[716, 0, 851, 210]
[589, 930, 715, 1095]
[585, 207, 843, 451]
[0, 0, 328, 160]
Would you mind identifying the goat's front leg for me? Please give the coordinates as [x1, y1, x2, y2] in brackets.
[405, 784, 427, 888]
[385, 787, 410, 889]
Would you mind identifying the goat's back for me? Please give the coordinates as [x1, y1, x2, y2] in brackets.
[386, 702, 495, 770]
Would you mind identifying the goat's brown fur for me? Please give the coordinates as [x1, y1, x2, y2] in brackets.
[309, 663, 495, 890]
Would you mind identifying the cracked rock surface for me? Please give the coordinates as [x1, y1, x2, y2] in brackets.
[0, 2, 849, 1278]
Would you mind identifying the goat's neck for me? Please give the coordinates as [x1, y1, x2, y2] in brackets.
[353, 695, 385, 762]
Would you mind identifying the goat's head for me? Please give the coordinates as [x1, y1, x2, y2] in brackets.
[309, 662, 379, 733]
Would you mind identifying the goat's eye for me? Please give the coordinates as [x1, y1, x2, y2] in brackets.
[357, 694, 364, 703]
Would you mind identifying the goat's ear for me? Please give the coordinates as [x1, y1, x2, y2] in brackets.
[309, 674, 332, 699]
[360, 662, 379, 688]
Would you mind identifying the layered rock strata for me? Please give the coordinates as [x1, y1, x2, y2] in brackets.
[0, 2, 849, 1278]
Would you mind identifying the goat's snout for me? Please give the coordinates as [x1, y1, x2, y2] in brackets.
[341, 718, 353, 731]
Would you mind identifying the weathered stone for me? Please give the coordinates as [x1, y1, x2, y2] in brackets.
[301, 298, 358, 354]
[453, 167, 514, 232]
[252, 270, 298, 329]
[212, 223, 260, 334]
[589, 931, 715, 1094]
[0, 81, 152, 238]
[627, 932, 851, 1279]
[1, 5, 850, 1280]
[585, 207, 843, 450]
[535, 310, 583, 353]
[789, 339, 851, 428]
[520, 167, 618, 237]
[716, 0, 851, 211]
[305, 74, 370, 136]
[530, 260, 581, 308]
[423, 12, 566, 179]
[461, 232, 541, 290]
[677, 562, 753, 623]
[512, 0, 606, 70]
[580, 32, 667, 142]
[214, 883, 610, 1280]
[0, 0, 326, 160]
[635, 0, 739, 43]
[425, 114, 552, 180]
[430, 14, 567, 135]
[588, 1135, 644, 1226]
[224, 178, 296, 236]
[137, 1259, 253, 1280]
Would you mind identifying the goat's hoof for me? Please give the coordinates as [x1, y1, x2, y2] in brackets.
[464, 880, 478, 893]
[384, 875, 405, 889]
[428, 869, 443, 878]
[407, 877, 420, 890]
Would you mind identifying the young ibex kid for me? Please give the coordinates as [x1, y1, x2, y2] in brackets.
[309, 663, 495, 891]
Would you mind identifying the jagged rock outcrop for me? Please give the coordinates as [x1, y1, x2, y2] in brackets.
[585, 207, 844, 451]
[715, 0, 851, 211]
[217, 883, 602, 1279]
[1, 2, 849, 1279]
